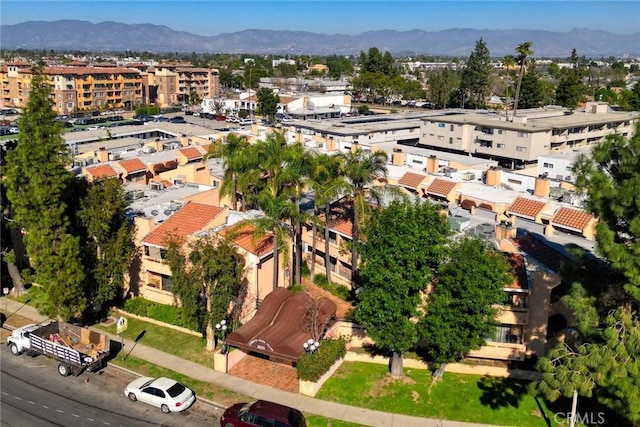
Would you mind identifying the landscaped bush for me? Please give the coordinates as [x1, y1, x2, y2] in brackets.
[297, 337, 346, 382]
[122, 297, 199, 331]
[313, 274, 352, 302]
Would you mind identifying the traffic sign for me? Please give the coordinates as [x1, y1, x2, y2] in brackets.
[116, 317, 128, 334]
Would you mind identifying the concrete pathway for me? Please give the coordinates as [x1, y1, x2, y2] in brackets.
[1, 297, 502, 427]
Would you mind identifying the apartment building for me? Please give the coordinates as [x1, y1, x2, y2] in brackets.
[135, 64, 219, 108]
[419, 102, 639, 168]
[1, 62, 143, 114]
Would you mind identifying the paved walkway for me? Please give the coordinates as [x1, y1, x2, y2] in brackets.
[1, 297, 500, 427]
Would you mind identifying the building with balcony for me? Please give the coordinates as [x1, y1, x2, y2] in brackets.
[136, 64, 219, 108]
[0, 62, 143, 114]
[418, 102, 638, 169]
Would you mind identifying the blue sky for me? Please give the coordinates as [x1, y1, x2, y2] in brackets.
[2, 1, 639, 35]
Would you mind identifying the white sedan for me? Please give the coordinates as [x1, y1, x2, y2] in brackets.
[124, 377, 196, 414]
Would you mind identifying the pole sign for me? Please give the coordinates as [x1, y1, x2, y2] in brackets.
[116, 317, 128, 334]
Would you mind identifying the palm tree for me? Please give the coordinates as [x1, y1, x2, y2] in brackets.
[204, 134, 251, 211]
[307, 154, 349, 282]
[502, 55, 516, 120]
[513, 42, 533, 119]
[339, 149, 389, 288]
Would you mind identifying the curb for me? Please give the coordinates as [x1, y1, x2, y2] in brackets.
[106, 361, 228, 412]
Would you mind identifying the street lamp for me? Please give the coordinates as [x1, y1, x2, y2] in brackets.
[302, 338, 320, 354]
[215, 319, 228, 354]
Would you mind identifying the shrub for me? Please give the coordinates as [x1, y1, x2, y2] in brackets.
[122, 297, 198, 331]
[313, 273, 329, 287]
[301, 261, 311, 278]
[297, 337, 346, 382]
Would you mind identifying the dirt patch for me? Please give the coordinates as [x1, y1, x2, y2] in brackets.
[368, 373, 416, 398]
[301, 277, 353, 319]
[412, 390, 421, 402]
[101, 317, 116, 326]
[0, 311, 38, 343]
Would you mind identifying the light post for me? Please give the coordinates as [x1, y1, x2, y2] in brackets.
[302, 338, 320, 354]
[215, 319, 228, 354]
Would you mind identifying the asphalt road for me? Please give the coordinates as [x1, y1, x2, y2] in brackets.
[0, 344, 218, 427]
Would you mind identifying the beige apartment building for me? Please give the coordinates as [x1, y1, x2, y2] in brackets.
[1, 62, 143, 114]
[419, 102, 638, 167]
[135, 63, 219, 108]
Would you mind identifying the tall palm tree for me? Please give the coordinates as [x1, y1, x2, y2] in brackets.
[502, 55, 516, 120]
[204, 134, 251, 211]
[513, 42, 533, 119]
[339, 149, 389, 288]
[307, 154, 349, 282]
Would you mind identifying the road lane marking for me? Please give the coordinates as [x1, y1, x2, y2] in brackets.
[28, 400, 35, 404]
[41, 405, 49, 409]
[13, 396, 22, 400]
[56, 409, 64, 413]
[87, 418, 95, 422]
[72, 414, 80, 417]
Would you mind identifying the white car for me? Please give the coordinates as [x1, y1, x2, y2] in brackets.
[124, 377, 196, 414]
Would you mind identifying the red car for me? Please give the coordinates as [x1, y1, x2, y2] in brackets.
[220, 400, 306, 427]
[216, 115, 227, 121]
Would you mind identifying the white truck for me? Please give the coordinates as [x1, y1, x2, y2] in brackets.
[7, 320, 111, 377]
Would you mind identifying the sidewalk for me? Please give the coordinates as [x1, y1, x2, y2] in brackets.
[1, 297, 499, 427]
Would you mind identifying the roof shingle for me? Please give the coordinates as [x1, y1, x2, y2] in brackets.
[85, 164, 118, 179]
[551, 207, 593, 232]
[398, 172, 428, 190]
[221, 223, 274, 256]
[179, 146, 203, 161]
[425, 178, 457, 197]
[118, 158, 147, 174]
[507, 197, 547, 220]
[142, 203, 225, 247]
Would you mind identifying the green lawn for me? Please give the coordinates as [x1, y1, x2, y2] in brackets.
[93, 314, 213, 366]
[316, 362, 559, 427]
[305, 415, 366, 427]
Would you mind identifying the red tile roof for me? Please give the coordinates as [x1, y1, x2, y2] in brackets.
[221, 223, 274, 256]
[85, 164, 118, 179]
[507, 197, 547, 220]
[179, 146, 203, 161]
[398, 172, 427, 190]
[551, 207, 593, 232]
[425, 178, 457, 197]
[142, 203, 225, 247]
[118, 158, 147, 174]
[43, 66, 141, 76]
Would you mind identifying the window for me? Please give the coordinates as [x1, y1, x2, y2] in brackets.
[497, 143, 505, 149]
[412, 159, 423, 165]
[498, 129, 503, 135]
[517, 131, 528, 137]
[566, 166, 573, 172]
[438, 123, 445, 128]
[449, 137, 453, 144]
[543, 163, 554, 168]
[329, 231, 337, 245]
[450, 124, 454, 131]
[161, 275, 173, 293]
[437, 135, 444, 140]
[516, 146, 527, 152]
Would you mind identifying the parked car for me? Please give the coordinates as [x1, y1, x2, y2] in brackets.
[220, 400, 306, 427]
[124, 377, 196, 414]
[215, 115, 227, 121]
[238, 118, 255, 126]
[169, 116, 187, 124]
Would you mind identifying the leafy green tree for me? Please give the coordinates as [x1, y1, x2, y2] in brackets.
[419, 237, 512, 363]
[428, 68, 458, 108]
[339, 149, 389, 288]
[517, 64, 544, 109]
[460, 38, 492, 108]
[78, 178, 135, 310]
[165, 235, 246, 350]
[325, 55, 354, 79]
[256, 87, 280, 122]
[512, 41, 533, 117]
[3, 65, 86, 319]
[556, 49, 584, 109]
[354, 199, 450, 377]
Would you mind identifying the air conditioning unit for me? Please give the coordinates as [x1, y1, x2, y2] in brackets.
[150, 182, 165, 191]
[461, 172, 475, 181]
[108, 153, 121, 161]
[562, 190, 575, 204]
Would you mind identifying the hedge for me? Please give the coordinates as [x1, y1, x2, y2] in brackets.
[297, 337, 346, 381]
[122, 297, 199, 331]
[313, 274, 352, 302]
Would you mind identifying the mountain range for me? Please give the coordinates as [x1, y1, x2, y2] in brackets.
[1, 20, 639, 57]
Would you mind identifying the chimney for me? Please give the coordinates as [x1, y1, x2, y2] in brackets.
[392, 151, 406, 166]
[96, 147, 109, 163]
[326, 137, 336, 151]
[485, 167, 501, 186]
[495, 219, 517, 240]
[351, 142, 359, 154]
[534, 176, 551, 198]
[426, 155, 438, 174]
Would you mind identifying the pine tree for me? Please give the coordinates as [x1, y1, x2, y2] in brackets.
[460, 38, 492, 108]
[3, 65, 86, 319]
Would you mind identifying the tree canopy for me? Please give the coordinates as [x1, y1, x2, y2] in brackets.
[460, 38, 492, 108]
[354, 199, 450, 376]
[256, 87, 280, 121]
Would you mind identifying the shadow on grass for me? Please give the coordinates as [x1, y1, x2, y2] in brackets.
[477, 376, 529, 410]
